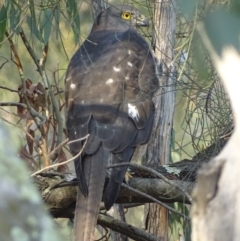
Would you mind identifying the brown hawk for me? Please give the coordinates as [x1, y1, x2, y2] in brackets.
[65, 4, 158, 241]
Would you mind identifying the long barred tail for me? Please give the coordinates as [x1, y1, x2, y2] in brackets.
[74, 145, 108, 241]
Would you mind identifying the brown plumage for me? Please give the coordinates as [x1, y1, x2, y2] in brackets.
[65, 4, 158, 241]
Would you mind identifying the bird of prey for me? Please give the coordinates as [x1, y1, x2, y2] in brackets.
[65, 4, 158, 241]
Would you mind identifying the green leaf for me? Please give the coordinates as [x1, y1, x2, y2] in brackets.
[27, 15, 41, 40]
[66, 0, 80, 45]
[29, 0, 37, 22]
[0, 5, 7, 48]
[39, 8, 53, 44]
[26, 0, 41, 40]
[53, 6, 60, 39]
[9, 4, 21, 33]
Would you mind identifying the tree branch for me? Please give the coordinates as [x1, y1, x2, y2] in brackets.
[108, 162, 192, 203]
[34, 159, 196, 219]
[98, 213, 161, 241]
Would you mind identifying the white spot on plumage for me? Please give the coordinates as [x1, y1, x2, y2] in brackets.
[66, 77, 71, 82]
[128, 49, 131, 55]
[106, 78, 114, 84]
[128, 103, 139, 121]
[127, 62, 133, 67]
[70, 83, 76, 89]
[113, 66, 121, 72]
[125, 76, 129, 80]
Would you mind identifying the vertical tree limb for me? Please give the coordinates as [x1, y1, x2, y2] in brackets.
[143, 1, 177, 240]
[0, 123, 63, 241]
[191, 17, 240, 241]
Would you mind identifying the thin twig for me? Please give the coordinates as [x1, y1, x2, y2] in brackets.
[50, 135, 90, 160]
[5, 31, 23, 72]
[0, 86, 18, 92]
[40, 137, 50, 167]
[49, 138, 69, 159]
[40, 43, 63, 153]
[0, 102, 26, 108]
[95, 226, 109, 241]
[19, 27, 42, 76]
[46, 71, 63, 149]
[123, 203, 143, 209]
[31, 134, 89, 176]
[37, 43, 50, 167]
[108, 162, 192, 203]
[68, 136, 90, 145]
[0, 107, 19, 117]
[39, 43, 48, 68]
[0, 57, 9, 70]
[5, 31, 45, 124]
[121, 183, 190, 220]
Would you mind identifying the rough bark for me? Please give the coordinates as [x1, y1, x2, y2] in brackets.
[37, 176, 193, 218]
[143, 1, 177, 240]
[37, 137, 228, 220]
[35, 156, 200, 219]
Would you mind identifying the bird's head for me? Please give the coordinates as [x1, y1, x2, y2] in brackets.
[93, 4, 149, 31]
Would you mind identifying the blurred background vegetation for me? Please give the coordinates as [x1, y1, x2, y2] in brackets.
[0, 0, 237, 240]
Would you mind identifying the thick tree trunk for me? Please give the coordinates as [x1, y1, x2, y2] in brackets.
[143, 1, 176, 240]
[191, 49, 240, 241]
[191, 14, 240, 240]
[0, 124, 62, 241]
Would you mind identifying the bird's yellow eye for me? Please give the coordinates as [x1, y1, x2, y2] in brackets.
[122, 12, 131, 20]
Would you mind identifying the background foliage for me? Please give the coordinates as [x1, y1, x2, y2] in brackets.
[0, 0, 237, 240]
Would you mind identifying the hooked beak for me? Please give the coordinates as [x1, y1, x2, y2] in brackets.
[136, 15, 149, 27]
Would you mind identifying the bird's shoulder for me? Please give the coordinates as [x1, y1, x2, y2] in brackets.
[74, 29, 150, 59]
[89, 29, 148, 44]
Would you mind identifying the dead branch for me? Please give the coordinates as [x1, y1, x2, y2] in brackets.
[108, 162, 192, 203]
[31, 135, 89, 176]
[34, 158, 197, 217]
[98, 213, 161, 241]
